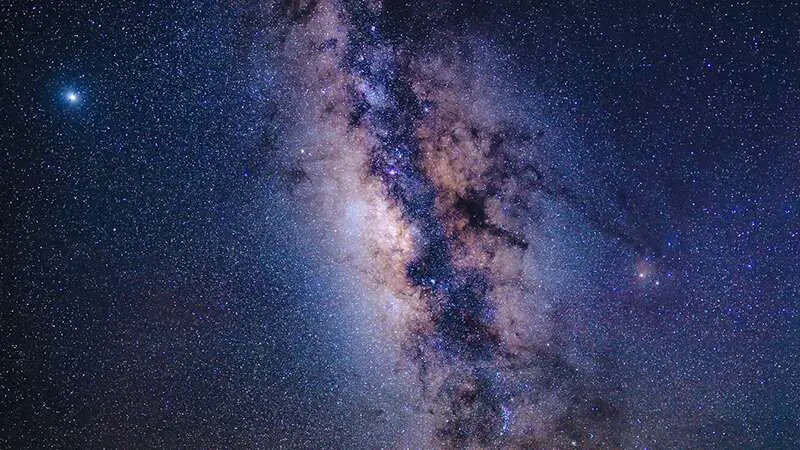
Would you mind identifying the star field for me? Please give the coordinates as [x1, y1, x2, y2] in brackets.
[2, 1, 799, 448]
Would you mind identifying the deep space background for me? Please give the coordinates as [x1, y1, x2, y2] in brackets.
[2, 0, 799, 448]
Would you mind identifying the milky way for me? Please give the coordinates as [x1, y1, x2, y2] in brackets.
[6, 0, 799, 447]
[271, 1, 631, 446]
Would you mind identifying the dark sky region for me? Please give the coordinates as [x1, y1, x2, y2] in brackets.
[2, 1, 798, 448]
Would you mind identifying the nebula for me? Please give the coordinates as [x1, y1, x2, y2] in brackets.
[268, 1, 627, 446]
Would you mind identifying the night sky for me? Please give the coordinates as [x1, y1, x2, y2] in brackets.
[2, 1, 799, 448]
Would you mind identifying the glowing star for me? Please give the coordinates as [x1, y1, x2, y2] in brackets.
[66, 91, 78, 103]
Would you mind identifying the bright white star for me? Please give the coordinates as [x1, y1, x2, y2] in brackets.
[66, 92, 78, 103]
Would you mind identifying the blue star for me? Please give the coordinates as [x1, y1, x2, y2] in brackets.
[65, 90, 79, 104]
